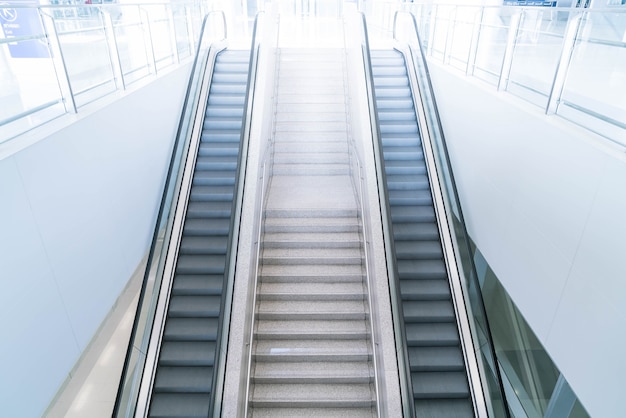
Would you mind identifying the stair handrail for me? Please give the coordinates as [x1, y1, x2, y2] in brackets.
[240, 10, 281, 416]
[112, 10, 228, 417]
[393, 10, 510, 418]
[355, 11, 416, 418]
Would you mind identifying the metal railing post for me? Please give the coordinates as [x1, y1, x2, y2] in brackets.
[443, 6, 457, 64]
[140, 7, 157, 75]
[498, 10, 523, 91]
[185, 6, 195, 58]
[466, 7, 483, 76]
[102, 8, 126, 91]
[167, 5, 180, 64]
[40, 9, 77, 114]
[546, 11, 583, 115]
[427, 4, 438, 58]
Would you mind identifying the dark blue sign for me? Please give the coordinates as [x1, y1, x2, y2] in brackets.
[0, 1, 50, 58]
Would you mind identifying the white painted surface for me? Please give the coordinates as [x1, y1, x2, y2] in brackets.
[0, 63, 190, 417]
[428, 62, 626, 418]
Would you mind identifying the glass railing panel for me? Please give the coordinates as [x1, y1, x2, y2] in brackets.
[474, 7, 514, 85]
[447, 6, 479, 71]
[112, 6, 152, 86]
[1, 2, 204, 144]
[56, 11, 116, 107]
[144, 5, 176, 70]
[559, 10, 626, 133]
[507, 8, 570, 106]
[429, 4, 456, 61]
[0, 10, 64, 141]
[172, 5, 192, 59]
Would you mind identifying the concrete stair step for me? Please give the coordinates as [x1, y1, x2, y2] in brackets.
[262, 246, 362, 259]
[273, 141, 349, 152]
[276, 103, 347, 114]
[257, 311, 368, 321]
[277, 85, 346, 96]
[274, 131, 349, 142]
[253, 361, 372, 383]
[276, 94, 346, 105]
[251, 383, 373, 405]
[255, 330, 368, 340]
[259, 281, 364, 295]
[257, 292, 366, 302]
[260, 264, 364, 278]
[259, 272, 365, 283]
[254, 339, 370, 359]
[274, 121, 348, 133]
[261, 256, 363, 266]
[262, 234, 361, 249]
[256, 319, 367, 333]
[264, 210, 359, 220]
[257, 300, 367, 314]
[249, 407, 376, 418]
[273, 153, 349, 164]
[272, 164, 350, 176]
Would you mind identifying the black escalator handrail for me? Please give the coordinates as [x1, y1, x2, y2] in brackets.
[393, 10, 511, 418]
[210, 10, 266, 416]
[112, 11, 227, 418]
[355, 12, 416, 418]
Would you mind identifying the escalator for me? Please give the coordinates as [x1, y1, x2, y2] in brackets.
[370, 49, 474, 417]
[146, 48, 250, 418]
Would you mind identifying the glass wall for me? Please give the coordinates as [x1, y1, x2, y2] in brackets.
[471, 242, 590, 418]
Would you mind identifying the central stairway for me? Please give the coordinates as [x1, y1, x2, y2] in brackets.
[246, 48, 379, 418]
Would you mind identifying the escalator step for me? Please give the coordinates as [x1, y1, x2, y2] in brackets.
[397, 259, 447, 280]
[390, 205, 435, 223]
[153, 366, 213, 393]
[384, 159, 426, 175]
[399, 279, 450, 301]
[149, 393, 210, 418]
[205, 106, 244, 118]
[183, 218, 230, 234]
[159, 341, 217, 366]
[209, 83, 247, 95]
[408, 346, 465, 372]
[402, 300, 455, 322]
[176, 254, 226, 275]
[200, 131, 241, 143]
[192, 170, 236, 186]
[414, 399, 474, 418]
[185, 202, 232, 220]
[168, 295, 222, 318]
[388, 190, 433, 206]
[179, 235, 228, 255]
[198, 141, 240, 156]
[404, 322, 460, 346]
[172, 274, 224, 296]
[164, 317, 219, 341]
[392, 222, 439, 241]
[411, 371, 470, 399]
[395, 240, 442, 259]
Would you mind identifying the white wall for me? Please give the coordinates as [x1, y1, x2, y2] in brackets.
[0, 64, 190, 417]
[428, 62, 626, 418]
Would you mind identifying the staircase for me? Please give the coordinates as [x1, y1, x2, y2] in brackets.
[370, 49, 474, 417]
[246, 48, 378, 418]
[148, 49, 250, 418]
